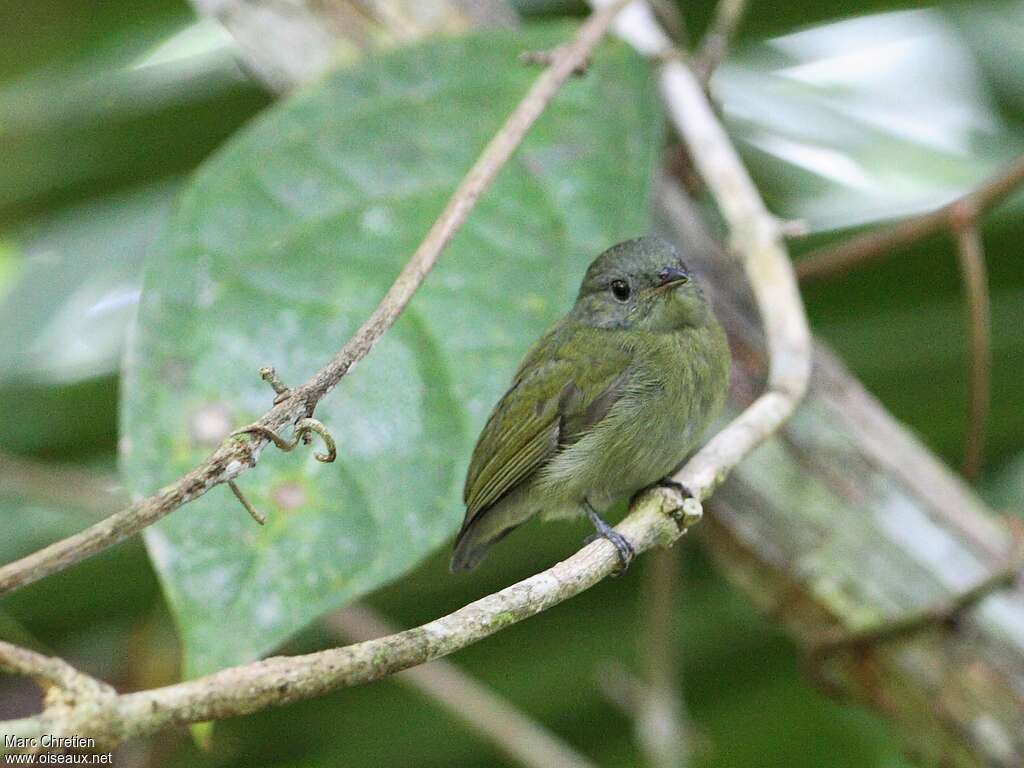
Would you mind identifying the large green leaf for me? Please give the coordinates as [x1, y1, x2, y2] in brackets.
[121, 23, 661, 676]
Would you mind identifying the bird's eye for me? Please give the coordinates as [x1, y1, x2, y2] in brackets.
[610, 279, 631, 302]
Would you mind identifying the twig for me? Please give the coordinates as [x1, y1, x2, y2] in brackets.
[693, 0, 748, 84]
[0, 1, 629, 598]
[259, 366, 290, 401]
[635, 547, 689, 768]
[647, 0, 687, 45]
[796, 158, 1016, 481]
[953, 222, 991, 480]
[328, 605, 595, 768]
[227, 481, 266, 525]
[519, 46, 588, 76]
[0, 1, 811, 746]
[796, 155, 1024, 283]
[0, 642, 97, 691]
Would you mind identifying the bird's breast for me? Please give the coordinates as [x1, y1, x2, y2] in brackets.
[539, 325, 730, 510]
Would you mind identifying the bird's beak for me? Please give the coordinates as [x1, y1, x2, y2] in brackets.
[655, 266, 689, 291]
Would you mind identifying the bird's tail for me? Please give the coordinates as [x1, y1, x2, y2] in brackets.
[450, 516, 519, 572]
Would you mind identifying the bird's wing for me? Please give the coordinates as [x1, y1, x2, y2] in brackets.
[462, 330, 633, 525]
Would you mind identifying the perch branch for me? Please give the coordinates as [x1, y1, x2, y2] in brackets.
[1, 0, 811, 747]
[0, 1, 628, 598]
[328, 605, 595, 768]
[2, 456, 587, 766]
[795, 155, 1024, 283]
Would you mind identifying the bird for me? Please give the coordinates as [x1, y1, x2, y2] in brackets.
[451, 236, 731, 572]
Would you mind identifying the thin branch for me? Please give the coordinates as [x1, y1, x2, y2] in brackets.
[693, 0, 748, 85]
[1, 499, 700, 748]
[953, 222, 992, 480]
[227, 480, 266, 525]
[794, 154, 1010, 479]
[796, 155, 1024, 283]
[0, 1, 628, 598]
[648, 0, 688, 45]
[328, 605, 596, 768]
[0, 1, 811, 747]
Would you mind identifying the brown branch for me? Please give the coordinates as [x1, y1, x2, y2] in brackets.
[796, 155, 1024, 283]
[693, 0, 748, 84]
[1, 499, 699, 749]
[1, 0, 811, 746]
[953, 221, 992, 480]
[0, 2, 628, 598]
[794, 154, 1010, 478]
[6, 457, 591, 768]
[328, 605, 596, 768]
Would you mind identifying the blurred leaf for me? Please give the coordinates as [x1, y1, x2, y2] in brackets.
[0, 12, 266, 218]
[0, 181, 181, 386]
[121, 24, 661, 676]
[0, 0, 186, 80]
[716, 7, 1022, 231]
[954, 0, 1024, 124]
[0, 497, 87, 565]
[0, 378, 120, 457]
[983, 454, 1024, 515]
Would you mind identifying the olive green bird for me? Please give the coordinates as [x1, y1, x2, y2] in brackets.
[451, 236, 731, 572]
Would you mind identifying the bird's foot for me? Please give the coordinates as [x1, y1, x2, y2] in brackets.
[629, 478, 693, 507]
[584, 504, 634, 574]
[657, 478, 693, 498]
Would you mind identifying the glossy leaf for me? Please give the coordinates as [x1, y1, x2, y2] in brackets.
[120, 24, 660, 676]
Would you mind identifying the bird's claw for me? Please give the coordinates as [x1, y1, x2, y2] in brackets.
[657, 478, 693, 498]
[604, 529, 635, 574]
[629, 478, 693, 508]
[584, 503, 635, 575]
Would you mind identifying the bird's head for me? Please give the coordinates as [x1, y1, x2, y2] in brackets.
[571, 236, 710, 332]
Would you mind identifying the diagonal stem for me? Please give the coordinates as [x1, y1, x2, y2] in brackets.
[796, 156, 1024, 283]
[694, 0, 749, 84]
[953, 222, 992, 480]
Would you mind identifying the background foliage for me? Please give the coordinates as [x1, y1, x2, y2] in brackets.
[1, 0, 1022, 765]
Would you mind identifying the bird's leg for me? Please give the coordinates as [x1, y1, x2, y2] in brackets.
[583, 500, 634, 573]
